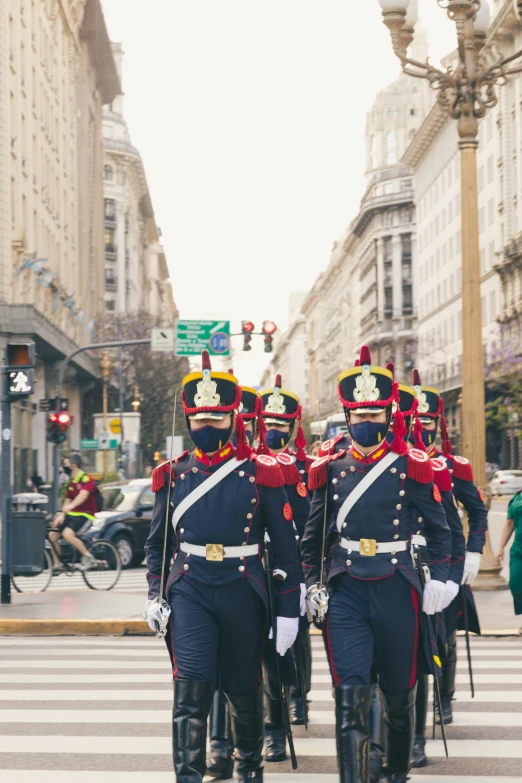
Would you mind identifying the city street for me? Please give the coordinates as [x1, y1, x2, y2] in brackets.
[0, 635, 522, 780]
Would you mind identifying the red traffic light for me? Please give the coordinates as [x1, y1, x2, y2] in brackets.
[262, 321, 277, 335]
[58, 412, 71, 425]
[242, 320, 255, 334]
[49, 413, 59, 423]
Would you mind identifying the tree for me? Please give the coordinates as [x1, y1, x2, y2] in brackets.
[97, 314, 188, 463]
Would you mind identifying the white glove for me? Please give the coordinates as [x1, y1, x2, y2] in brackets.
[441, 579, 460, 610]
[143, 598, 171, 638]
[269, 616, 299, 656]
[422, 580, 446, 615]
[461, 551, 481, 585]
[300, 583, 307, 617]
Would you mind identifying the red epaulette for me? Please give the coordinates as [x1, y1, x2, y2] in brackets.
[449, 455, 474, 482]
[430, 457, 453, 493]
[152, 451, 190, 492]
[319, 434, 345, 457]
[253, 454, 285, 488]
[304, 455, 316, 473]
[308, 450, 347, 491]
[276, 453, 302, 485]
[406, 449, 434, 484]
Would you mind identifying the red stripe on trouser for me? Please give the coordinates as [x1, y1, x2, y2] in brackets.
[325, 615, 340, 687]
[409, 585, 420, 688]
[169, 615, 178, 679]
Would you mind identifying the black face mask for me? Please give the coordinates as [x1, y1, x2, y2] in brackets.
[63, 465, 72, 476]
[190, 423, 233, 454]
[408, 429, 435, 449]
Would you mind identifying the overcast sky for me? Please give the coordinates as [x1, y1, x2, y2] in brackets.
[101, 0, 456, 386]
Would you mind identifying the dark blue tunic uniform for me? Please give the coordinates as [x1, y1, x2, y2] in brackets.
[146, 447, 301, 695]
[301, 442, 451, 697]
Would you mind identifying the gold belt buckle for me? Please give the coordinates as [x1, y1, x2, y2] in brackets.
[206, 544, 224, 562]
[359, 538, 377, 557]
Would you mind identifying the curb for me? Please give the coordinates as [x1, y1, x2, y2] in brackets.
[0, 619, 153, 636]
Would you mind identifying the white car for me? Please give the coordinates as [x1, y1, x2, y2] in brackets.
[489, 470, 522, 497]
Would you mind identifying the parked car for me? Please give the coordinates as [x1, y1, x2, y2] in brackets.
[489, 470, 522, 497]
[89, 479, 154, 568]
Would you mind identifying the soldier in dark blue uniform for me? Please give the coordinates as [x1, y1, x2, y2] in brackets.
[258, 375, 311, 753]
[410, 369, 485, 741]
[206, 382, 261, 780]
[301, 346, 451, 783]
[144, 352, 301, 783]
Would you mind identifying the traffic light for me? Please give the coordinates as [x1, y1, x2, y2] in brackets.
[46, 411, 73, 444]
[4, 342, 35, 399]
[241, 320, 255, 352]
[262, 321, 277, 353]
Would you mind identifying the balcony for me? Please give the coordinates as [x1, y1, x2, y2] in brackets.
[104, 213, 116, 228]
[105, 276, 118, 292]
[105, 244, 117, 260]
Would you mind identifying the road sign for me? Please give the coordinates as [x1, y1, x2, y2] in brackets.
[39, 398, 69, 413]
[175, 320, 231, 357]
[7, 369, 34, 397]
[110, 418, 122, 434]
[98, 431, 110, 450]
[80, 438, 98, 450]
[151, 328, 175, 352]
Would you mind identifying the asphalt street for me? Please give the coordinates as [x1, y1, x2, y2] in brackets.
[0, 635, 521, 781]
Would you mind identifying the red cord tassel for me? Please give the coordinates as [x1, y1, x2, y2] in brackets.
[440, 414, 453, 456]
[255, 397, 269, 455]
[390, 383, 408, 456]
[254, 454, 284, 487]
[413, 416, 426, 452]
[294, 406, 307, 461]
[235, 413, 252, 460]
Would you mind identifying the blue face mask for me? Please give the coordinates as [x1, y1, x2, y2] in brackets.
[190, 424, 233, 454]
[231, 429, 254, 447]
[266, 428, 291, 451]
[349, 421, 388, 448]
[409, 428, 436, 449]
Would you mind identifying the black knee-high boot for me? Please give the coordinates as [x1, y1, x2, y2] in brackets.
[207, 689, 234, 779]
[289, 626, 311, 725]
[369, 685, 385, 782]
[438, 629, 457, 725]
[335, 684, 372, 783]
[412, 675, 429, 768]
[226, 685, 264, 782]
[382, 684, 417, 783]
[173, 679, 214, 783]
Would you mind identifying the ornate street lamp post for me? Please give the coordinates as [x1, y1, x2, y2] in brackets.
[379, 0, 522, 588]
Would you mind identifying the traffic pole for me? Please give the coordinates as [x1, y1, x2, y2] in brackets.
[1, 375, 11, 604]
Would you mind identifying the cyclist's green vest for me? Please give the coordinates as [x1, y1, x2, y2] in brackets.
[65, 471, 95, 521]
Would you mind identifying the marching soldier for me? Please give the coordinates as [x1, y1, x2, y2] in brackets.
[259, 375, 311, 753]
[301, 346, 451, 783]
[144, 352, 301, 783]
[207, 381, 261, 780]
[410, 369, 485, 747]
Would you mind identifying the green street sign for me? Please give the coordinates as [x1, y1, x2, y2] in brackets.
[175, 320, 231, 357]
[80, 438, 98, 450]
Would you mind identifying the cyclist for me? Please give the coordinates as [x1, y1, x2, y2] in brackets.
[49, 453, 97, 573]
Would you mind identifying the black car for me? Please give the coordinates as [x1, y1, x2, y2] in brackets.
[89, 479, 154, 568]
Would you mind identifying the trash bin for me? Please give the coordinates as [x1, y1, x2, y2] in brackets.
[10, 494, 48, 577]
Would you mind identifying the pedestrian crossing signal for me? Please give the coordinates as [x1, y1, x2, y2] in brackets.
[4, 341, 35, 399]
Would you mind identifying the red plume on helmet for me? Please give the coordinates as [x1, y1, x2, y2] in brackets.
[274, 374, 282, 389]
[386, 362, 395, 377]
[354, 359, 360, 367]
[359, 345, 372, 366]
[412, 368, 422, 387]
[201, 350, 212, 371]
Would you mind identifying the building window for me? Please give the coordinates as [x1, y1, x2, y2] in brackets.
[387, 106, 396, 118]
[106, 299, 115, 312]
[103, 164, 113, 181]
[386, 130, 397, 165]
[104, 228, 116, 254]
[409, 107, 417, 116]
[104, 199, 116, 219]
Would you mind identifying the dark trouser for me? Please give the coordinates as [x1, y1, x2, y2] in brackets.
[168, 579, 266, 782]
[327, 573, 420, 781]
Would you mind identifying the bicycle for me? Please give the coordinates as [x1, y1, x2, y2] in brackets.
[11, 519, 122, 593]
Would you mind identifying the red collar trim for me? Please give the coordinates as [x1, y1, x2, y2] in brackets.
[350, 440, 390, 465]
[427, 445, 438, 458]
[194, 444, 235, 467]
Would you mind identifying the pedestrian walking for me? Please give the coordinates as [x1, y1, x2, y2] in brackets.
[496, 489, 522, 626]
[301, 345, 451, 783]
[144, 351, 301, 783]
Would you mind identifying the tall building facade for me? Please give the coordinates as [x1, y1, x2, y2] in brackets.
[102, 44, 175, 322]
[0, 0, 119, 489]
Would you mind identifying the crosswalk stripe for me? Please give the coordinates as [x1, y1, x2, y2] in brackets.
[311, 660, 522, 670]
[0, 774, 344, 783]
